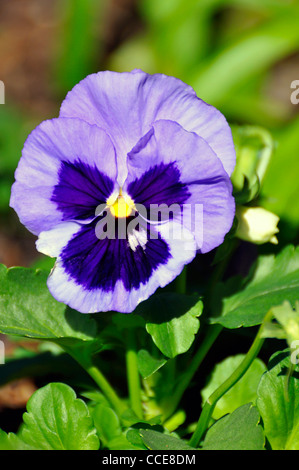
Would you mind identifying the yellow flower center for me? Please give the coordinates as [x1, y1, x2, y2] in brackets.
[107, 189, 135, 218]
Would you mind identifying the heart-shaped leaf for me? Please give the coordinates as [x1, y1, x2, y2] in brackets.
[201, 404, 265, 450]
[257, 350, 299, 450]
[0, 265, 99, 351]
[201, 355, 267, 420]
[17, 382, 99, 450]
[92, 404, 122, 447]
[210, 245, 299, 328]
[137, 349, 167, 379]
[137, 293, 203, 358]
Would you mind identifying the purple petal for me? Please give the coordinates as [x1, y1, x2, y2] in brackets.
[59, 70, 235, 181]
[52, 159, 114, 222]
[127, 159, 190, 216]
[10, 118, 117, 235]
[125, 120, 235, 253]
[38, 218, 196, 313]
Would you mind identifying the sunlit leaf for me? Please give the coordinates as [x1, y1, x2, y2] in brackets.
[201, 355, 267, 420]
[210, 245, 299, 328]
[92, 404, 122, 447]
[0, 265, 100, 353]
[137, 293, 203, 358]
[257, 350, 299, 450]
[14, 383, 99, 450]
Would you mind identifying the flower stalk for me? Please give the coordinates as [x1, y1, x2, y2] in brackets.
[85, 363, 127, 417]
[189, 310, 273, 448]
[67, 348, 126, 419]
[126, 328, 144, 419]
[163, 324, 223, 420]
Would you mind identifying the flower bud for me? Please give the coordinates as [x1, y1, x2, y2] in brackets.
[235, 206, 279, 245]
[231, 125, 274, 203]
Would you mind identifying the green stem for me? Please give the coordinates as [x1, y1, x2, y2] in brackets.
[163, 324, 223, 419]
[189, 311, 272, 448]
[85, 363, 127, 417]
[126, 329, 143, 419]
[68, 350, 126, 418]
[163, 240, 238, 419]
[284, 353, 295, 402]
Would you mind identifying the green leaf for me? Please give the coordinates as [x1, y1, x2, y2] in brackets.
[257, 350, 299, 450]
[201, 404, 265, 450]
[126, 429, 148, 450]
[80, 390, 110, 408]
[126, 421, 164, 451]
[140, 429, 196, 451]
[210, 245, 299, 328]
[106, 435, 142, 451]
[231, 124, 274, 199]
[201, 355, 267, 420]
[92, 404, 122, 447]
[0, 430, 14, 450]
[0, 265, 99, 350]
[92, 408, 159, 450]
[137, 349, 167, 379]
[0, 429, 30, 450]
[30, 255, 55, 271]
[137, 293, 203, 358]
[18, 383, 99, 450]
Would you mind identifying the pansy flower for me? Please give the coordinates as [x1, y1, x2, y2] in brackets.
[10, 70, 235, 313]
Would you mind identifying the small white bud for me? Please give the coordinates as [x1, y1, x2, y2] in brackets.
[235, 206, 279, 245]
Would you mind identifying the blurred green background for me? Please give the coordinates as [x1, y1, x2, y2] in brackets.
[0, 0, 299, 270]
